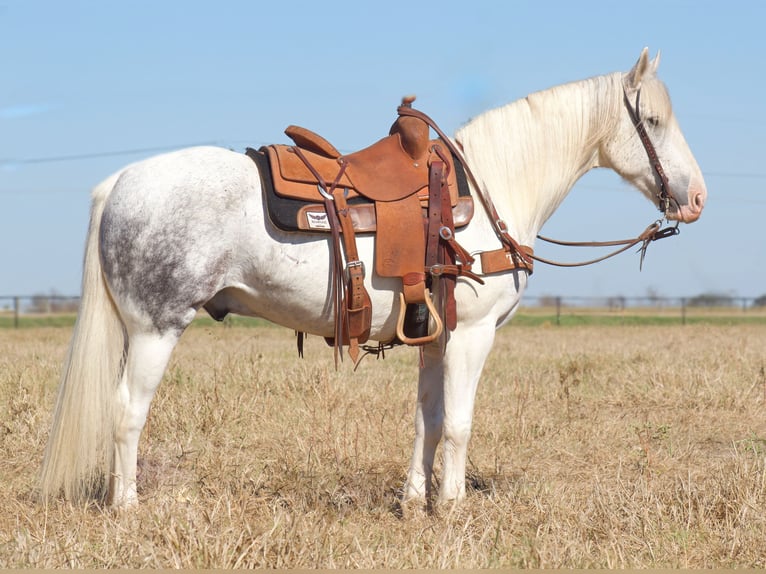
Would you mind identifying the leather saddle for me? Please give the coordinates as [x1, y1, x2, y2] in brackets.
[258, 124, 473, 233]
[248, 97, 480, 363]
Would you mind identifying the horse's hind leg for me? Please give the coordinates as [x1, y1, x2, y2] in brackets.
[110, 329, 180, 507]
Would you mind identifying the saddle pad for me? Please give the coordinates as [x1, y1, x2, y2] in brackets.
[251, 147, 370, 232]
[249, 146, 472, 234]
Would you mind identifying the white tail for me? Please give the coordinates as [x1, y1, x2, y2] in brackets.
[39, 172, 126, 503]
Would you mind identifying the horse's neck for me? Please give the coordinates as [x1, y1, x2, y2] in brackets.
[456, 73, 620, 244]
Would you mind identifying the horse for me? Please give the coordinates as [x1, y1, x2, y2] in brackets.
[40, 48, 706, 509]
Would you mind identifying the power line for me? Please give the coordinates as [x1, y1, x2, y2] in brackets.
[703, 171, 766, 179]
[3, 144, 765, 179]
[0, 142, 221, 166]
[2, 142, 765, 198]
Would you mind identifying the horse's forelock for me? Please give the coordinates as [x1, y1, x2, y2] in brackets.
[638, 77, 673, 122]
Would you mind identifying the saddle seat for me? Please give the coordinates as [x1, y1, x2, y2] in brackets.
[265, 126, 460, 205]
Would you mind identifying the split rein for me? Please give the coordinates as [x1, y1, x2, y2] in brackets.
[534, 220, 679, 270]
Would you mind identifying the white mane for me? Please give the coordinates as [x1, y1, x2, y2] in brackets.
[455, 72, 629, 244]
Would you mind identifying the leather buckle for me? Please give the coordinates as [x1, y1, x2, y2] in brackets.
[345, 259, 365, 281]
[429, 264, 445, 276]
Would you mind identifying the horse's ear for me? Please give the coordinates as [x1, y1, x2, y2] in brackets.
[651, 49, 661, 73]
[624, 47, 653, 91]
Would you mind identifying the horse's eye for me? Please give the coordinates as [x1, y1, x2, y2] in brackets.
[646, 116, 660, 128]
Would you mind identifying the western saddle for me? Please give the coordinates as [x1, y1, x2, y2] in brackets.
[247, 97, 533, 364]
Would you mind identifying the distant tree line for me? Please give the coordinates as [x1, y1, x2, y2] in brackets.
[687, 293, 737, 307]
[533, 291, 766, 309]
[23, 293, 79, 313]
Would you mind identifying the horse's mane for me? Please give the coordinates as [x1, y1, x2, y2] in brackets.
[455, 72, 671, 241]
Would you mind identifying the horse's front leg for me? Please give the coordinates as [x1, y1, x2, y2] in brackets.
[403, 346, 444, 504]
[439, 322, 496, 503]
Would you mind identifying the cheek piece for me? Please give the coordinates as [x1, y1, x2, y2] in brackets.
[622, 85, 680, 217]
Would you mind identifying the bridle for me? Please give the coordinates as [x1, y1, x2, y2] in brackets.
[621, 83, 679, 216]
[532, 82, 683, 268]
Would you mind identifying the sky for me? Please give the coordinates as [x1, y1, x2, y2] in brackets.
[1, 0, 764, 304]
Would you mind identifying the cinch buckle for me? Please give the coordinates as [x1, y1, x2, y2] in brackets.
[345, 259, 365, 281]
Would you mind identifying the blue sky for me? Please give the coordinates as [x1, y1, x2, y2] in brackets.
[1, 0, 764, 302]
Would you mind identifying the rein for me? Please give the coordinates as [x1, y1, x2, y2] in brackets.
[397, 105, 535, 267]
[535, 220, 679, 269]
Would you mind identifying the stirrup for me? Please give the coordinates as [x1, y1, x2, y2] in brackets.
[395, 291, 443, 346]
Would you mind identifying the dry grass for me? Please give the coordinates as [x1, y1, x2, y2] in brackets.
[1, 322, 765, 568]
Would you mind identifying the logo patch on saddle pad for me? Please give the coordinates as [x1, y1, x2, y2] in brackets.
[306, 211, 331, 230]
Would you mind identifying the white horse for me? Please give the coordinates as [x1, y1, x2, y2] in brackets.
[40, 48, 706, 508]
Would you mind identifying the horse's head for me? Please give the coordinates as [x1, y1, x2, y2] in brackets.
[601, 48, 707, 223]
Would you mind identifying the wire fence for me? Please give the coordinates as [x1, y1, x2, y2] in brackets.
[2, 293, 765, 328]
[0, 295, 81, 328]
[518, 295, 762, 326]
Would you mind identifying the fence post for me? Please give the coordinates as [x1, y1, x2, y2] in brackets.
[556, 296, 561, 326]
[13, 296, 19, 328]
[680, 297, 686, 325]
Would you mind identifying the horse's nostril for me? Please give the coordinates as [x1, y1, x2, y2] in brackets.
[692, 192, 705, 211]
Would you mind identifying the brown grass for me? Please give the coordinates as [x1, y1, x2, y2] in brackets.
[1, 322, 765, 568]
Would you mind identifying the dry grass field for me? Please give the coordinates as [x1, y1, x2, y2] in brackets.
[1, 321, 765, 568]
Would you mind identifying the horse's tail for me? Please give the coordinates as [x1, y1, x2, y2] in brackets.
[40, 171, 126, 504]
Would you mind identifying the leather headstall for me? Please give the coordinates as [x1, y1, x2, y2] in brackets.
[622, 84, 679, 216]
